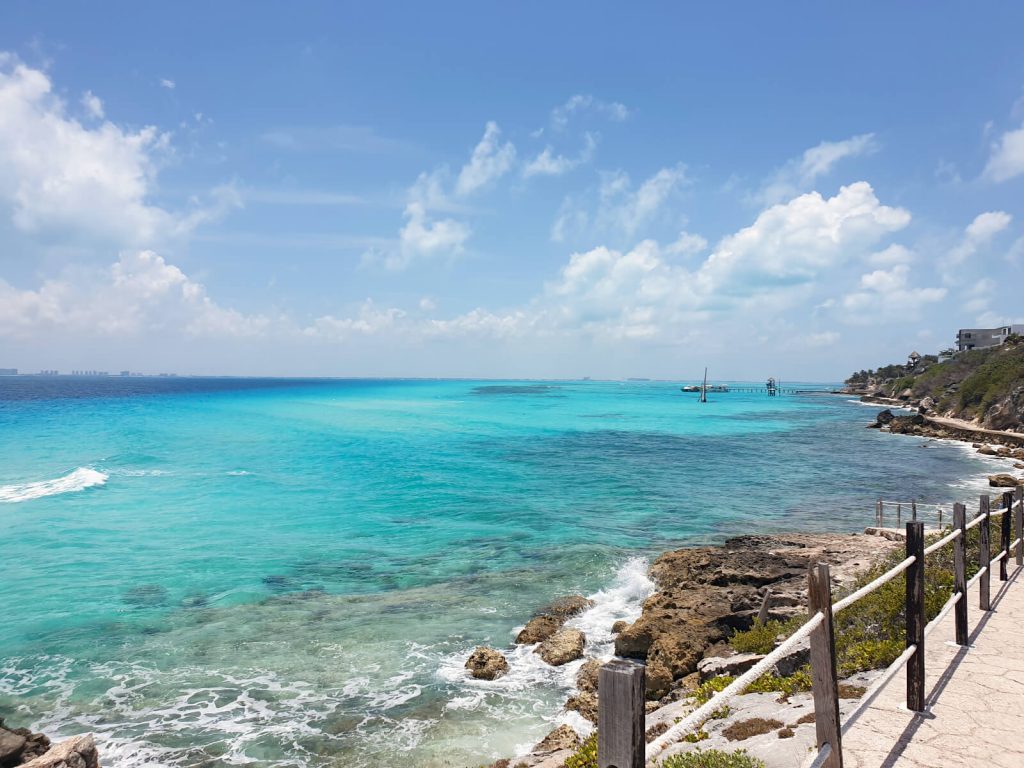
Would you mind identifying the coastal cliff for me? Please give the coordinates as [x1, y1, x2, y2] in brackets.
[844, 338, 1024, 432]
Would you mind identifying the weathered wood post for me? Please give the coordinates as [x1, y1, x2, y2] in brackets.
[756, 589, 772, 626]
[1000, 492, 1012, 581]
[876, 499, 883, 527]
[953, 503, 968, 646]
[912, 500, 917, 521]
[980, 495, 991, 611]
[1016, 486, 1024, 566]
[906, 521, 926, 712]
[598, 659, 645, 768]
[938, 507, 943, 528]
[808, 562, 843, 768]
[896, 503, 901, 527]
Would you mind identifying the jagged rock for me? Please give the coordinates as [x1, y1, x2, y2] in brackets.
[611, 619, 629, 634]
[979, 446, 1000, 456]
[515, 614, 562, 644]
[20, 734, 99, 768]
[698, 652, 763, 681]
[565, 691, 598, 723]
[535, 629, 585, 666]
[465, 646, 509, 680]
[888, 414, 926, 434]
[919, 396, 936, 413]
[0, 729, 27, 764]
[984, 387, 1024, 431]
[539, 595, 594, 620]
[989, 474, 1023, 488]
[876, 409, 895, 425]
[533, 724, 581, 753]
[576, 658, 602, 693]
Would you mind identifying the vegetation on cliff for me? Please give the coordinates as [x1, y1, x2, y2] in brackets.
[846, 338, 1024, 430]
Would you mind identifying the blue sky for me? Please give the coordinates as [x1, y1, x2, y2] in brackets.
[1, 2, 1023, 379]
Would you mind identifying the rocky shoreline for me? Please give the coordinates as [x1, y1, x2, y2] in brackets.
[0, 720, 99, 768]
[480, 531, 900, 768]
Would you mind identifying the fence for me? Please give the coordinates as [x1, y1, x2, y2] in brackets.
[596, 485, 1024, 768]
[874, 499, 948, 529]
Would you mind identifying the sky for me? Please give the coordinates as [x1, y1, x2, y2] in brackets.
[1, 2, 1023, 380]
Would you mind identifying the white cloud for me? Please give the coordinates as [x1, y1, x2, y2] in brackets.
[664, 231, 708, 257]
[551, 94, 629, 131]
[0, 251, 268, 339]
[391, 201, 470, 270]
[523, 134, 597, 178]
[833, 264, 946, 325]
[0, 56, 235, 250]
[599, 164, 689, 235]
[303, 301, 406, 340]
[754, 133, 878, 205]
[964, 278, 997, 315]
[983, 123, 1024, 182]
[160, 78, 176, 90]
[947, 210, 1012, 266]
[866, 244, 915, 267]
[455, 121, 516, 196]
[80, 90, 103, 119]
[698, 182, 910, 296]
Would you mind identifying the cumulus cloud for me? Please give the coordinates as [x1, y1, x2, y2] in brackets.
[0, 56, 235, 250]
[455, 121, 516, 195]
[754, 133, 878, 205]
[595, 164, 689, 235]
[160, 78, 176, 90]
[865, 244, 915, 267]
[0, 251, 268, 339]
[829, 264, 946, 325]
[664, 230, 708, 257]
[302, 301, 406, 341]
[389, 201, 470, 270]
[983, 123, 1024, 182]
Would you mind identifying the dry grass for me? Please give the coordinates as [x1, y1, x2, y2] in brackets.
[722, 717, 785, 741]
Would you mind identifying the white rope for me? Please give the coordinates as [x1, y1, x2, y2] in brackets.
[923, 528, 961, 555]
[991, 549, 1007, 565]
[966, 565, 988, 590]
[924, 591, 962, 639]
[644, 612, 825, 762]
[840, 644, 918, 736]
[833, 556, 916, 614]
[801, 741, 833, 768]
[990, 508, 1008, 518]
[1011, 537, 1021, 550]
[965, 513, 989, 531]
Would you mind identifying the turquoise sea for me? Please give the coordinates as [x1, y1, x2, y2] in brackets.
[0, 377, 1010, 767]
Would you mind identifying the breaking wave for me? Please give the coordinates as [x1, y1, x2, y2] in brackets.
[0, 468, 108, 503]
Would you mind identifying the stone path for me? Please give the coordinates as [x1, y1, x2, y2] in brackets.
[841, 564, 1024, 768]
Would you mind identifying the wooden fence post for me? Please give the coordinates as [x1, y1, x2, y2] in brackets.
[896, 503, 902, 527]
[808, 562, 843, 768]
[912, 500, 917, 521]
[906, 521, 926, 712]
[876, 499, 883, 527]
[1016, 486, 1024, 566]
[1001, 492, 1012, 581]
[980, 495, 991, 611]
[953, 503, 968, 646]
[598, 659, 645, 768]
[756, 589, 772, 626]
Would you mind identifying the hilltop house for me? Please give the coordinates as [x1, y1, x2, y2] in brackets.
[956, 324, 1024, 352]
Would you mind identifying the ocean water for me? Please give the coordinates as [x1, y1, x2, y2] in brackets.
[0, 377, 1013, 767]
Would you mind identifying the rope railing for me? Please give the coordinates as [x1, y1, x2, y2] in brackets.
[596, 487, 1024, 768]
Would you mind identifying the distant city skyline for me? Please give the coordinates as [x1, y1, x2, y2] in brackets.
[1, 3, 1023, 379]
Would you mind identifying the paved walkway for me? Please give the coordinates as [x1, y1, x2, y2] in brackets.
[841, 564, 1024, 768]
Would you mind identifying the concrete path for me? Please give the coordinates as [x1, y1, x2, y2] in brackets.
[841, 564, 1024, 768]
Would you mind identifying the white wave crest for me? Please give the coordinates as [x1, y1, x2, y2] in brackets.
[0, 467, 108, 503]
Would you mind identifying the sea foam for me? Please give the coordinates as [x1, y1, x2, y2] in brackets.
[0, 467, 108, 503]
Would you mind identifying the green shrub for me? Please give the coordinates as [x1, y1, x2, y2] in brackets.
[659, 749, 766, 768]
[729, 616, 804, 654]
[564, 733, 597, 768]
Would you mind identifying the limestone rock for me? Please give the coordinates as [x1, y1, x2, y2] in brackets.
[465, 646, 509, 680]
[515, 614, 562, 644]
[565, 690, 598, 723]
[538, 595, 594, 620]
[576, 658, 601, 694]
[875, 409, 895, 425]
[0, 721, 50, 765]
[697, 652, 763, 681]
[535, 629, 585, 666]
[20, 734, 99, 768]
[611, 619, 629, 634]
[533, 724, 581, 754]
[989, 474, 1023, 488]
[0, 729, 27, 764]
